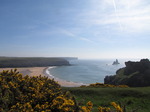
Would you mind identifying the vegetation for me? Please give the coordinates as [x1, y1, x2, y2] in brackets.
[0, 69, 78, 112]
[80, 82, 129, 88]
[62, 87, 150, 112]
[0, 57, 70, 68]
[0, 69, 123, 112]
[1, 69, 150, 112]
[104, 59, 150, 87]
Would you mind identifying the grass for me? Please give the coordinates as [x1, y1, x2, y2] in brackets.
[62, 87, 150, 112]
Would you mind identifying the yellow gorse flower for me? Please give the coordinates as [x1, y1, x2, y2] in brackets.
[81, 82, 129, 88]
[111, 102, 123, 112]
[81, 101, 93, 112]
[98, 106, 111, 112]
[51, 94, 75, 111]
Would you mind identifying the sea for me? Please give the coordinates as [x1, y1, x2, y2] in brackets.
[47, 59, 138, 84]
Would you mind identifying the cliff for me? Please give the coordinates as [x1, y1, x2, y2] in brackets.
[104, 59, 150, 87]
[0, 57, 70, 68]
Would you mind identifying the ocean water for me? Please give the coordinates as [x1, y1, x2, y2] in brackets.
[48, 59, 128, 84]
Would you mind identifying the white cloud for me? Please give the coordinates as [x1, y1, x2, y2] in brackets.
[78, 0, 150, 33]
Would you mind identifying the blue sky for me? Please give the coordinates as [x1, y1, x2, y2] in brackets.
[0, 0, 150, 59]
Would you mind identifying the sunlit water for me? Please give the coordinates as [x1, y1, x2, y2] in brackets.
[47, 59, 134, 84]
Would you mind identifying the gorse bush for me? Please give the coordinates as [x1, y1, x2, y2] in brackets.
[0, 69, 127, 112]
[0, 69, 78, 112]
[81, 101, 124, 112]
[80, 83, 129, 88]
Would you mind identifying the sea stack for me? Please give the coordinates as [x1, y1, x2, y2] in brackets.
[112, 59, 120, 65]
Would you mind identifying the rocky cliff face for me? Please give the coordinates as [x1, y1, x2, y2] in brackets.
[104, 59, 150, 87]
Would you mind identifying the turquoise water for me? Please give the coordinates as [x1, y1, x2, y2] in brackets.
[48, 59, 127, 84]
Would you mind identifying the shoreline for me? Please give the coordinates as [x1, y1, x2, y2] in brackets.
[0, 67, 86, 87]
[44, 67, 86, 87]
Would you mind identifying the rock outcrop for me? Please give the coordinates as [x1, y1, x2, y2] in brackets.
[112, 59, 120, 65]
[104, 59, 150, 87]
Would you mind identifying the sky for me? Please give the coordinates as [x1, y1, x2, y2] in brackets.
[0, 0, 150, 59]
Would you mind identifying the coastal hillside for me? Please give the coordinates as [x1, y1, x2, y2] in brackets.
[0, 57, 70, 68]
[104, 59, 150, 87]
[1, 69, 150, 112]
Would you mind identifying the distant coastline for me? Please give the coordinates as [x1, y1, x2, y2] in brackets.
[0, 57, 70, 68]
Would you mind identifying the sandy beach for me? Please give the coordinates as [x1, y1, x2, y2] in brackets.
[0, 67, 84, 87]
